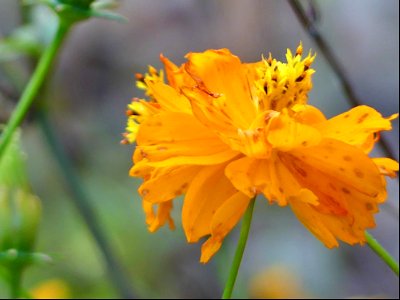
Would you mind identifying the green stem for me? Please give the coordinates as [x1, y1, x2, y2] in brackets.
[222, 197, 256, 299]
[0, 20, 72, 162]
[365, 231, 399, 276]
[9, 267, 23, 299]
[35, 110, 136, 298]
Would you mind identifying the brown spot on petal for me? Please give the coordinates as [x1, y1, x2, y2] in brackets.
[365, 202, 374, 211]
[357, 113, 369, 123]
[342, 187, 351, 194]
[141, 189, 149, 196]
[329, 183, 337, 191]
[343, 155, 352, 161]
[270, 99, 278, 110]
[294, 165, 308, 177]
[253, 134, 260, 143]
[301, 141, 308, 146]
[354, 168, 364, 178]
[140, 149, 148, 158]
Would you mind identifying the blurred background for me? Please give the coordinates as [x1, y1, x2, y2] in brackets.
[0, 0, 398, 298]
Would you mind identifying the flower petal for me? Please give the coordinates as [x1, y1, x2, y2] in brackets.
[285, 139, 386, 201]
[290, 201, 339, 248]
[267, 109, 322, 152]
[143, 200, 175, 232]
[373, 157, 399, 178]
[279, 139, 386, 247]
[185, 49, 257, 128]
[226, 155, 318, 207]
[145, 81, 192, 114]
[291, 104, 327, 124]
[316, 105, 398, 152]
[136, 165, 201, 203]
[160, 54, 195, 89]
[135, 112, 235, 163]
[200, 192, 251, 263]
[182, 164, 239, 243]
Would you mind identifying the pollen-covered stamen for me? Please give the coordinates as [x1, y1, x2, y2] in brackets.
[135, 66, 165, 98]
[254, 44, 316, 112]
[296, 43, 303, 56]
[120, 132, 130, 145]
[123, 98, 160, 144]
[135, 73, 145, 82]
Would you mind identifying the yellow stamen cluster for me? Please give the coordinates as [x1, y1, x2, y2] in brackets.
[255, 44, 315, 112]
[122, 66, 164, 144]
[135, 66, 164, 97]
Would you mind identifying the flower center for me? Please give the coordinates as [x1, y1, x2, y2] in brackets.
[255, 44, 316, 113]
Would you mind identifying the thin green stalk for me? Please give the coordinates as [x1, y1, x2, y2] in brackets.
[288, 0, 397, 162]
[222, 198, 256, 299]
[9, 267, 23, 299]
[365, 231, 399, 276]
[0, 21, 72, 162]
[36, 109, 136, 298]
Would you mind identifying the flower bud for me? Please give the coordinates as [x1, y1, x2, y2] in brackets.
[0, 186, 41, 253]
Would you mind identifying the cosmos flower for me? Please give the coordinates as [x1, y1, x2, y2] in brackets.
[123, 44, 398, 263]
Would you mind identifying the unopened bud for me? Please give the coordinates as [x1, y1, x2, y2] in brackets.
[0, 186, 41, 253]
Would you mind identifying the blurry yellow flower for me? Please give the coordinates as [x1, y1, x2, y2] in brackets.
[30, 279, 70, 299]
[249, 265, 310, 299]
[124, 44, 398, 263]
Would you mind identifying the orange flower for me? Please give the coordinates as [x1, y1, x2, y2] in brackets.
[123, 44, 398, 263]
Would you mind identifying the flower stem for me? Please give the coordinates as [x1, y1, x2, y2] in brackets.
[0, 20, 71, 163]
[9, 268, 22, 299]
[222, 197, 256, 299]
[35, 109, 137, 298]
[365, 231, 399, 276]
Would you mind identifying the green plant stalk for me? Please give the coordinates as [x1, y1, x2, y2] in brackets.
[365, 231, 399, 276]
[222, 197, 256, 299]
[9, 267, 23, 299]
[0, 21, 72, 162]
[36, 110, 136, 298]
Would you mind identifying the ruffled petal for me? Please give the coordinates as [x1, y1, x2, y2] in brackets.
[160, 54, 195, 89]
[226, 155, 318, 207]
[185, 49, 257, 128]
[267, 109, 322, 152]
[135, 165, 201, 203]
[143, 200, 175, 232]
[279, 139, 386, 247]
[373, 157, 399, 178]
[225, 156, 268, 198]
[145, 81, 192, 114]
[316, 105, 398, 153]
[284, 139, 386, 202]
[135, 112, 236, 163]
[290, 104, 327, 124]
[182, 164, 239, 243]
[182, 87, 238, 137]
[200, 192, 251, 263]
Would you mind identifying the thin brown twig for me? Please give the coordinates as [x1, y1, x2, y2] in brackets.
[288, 0, 397, 162]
